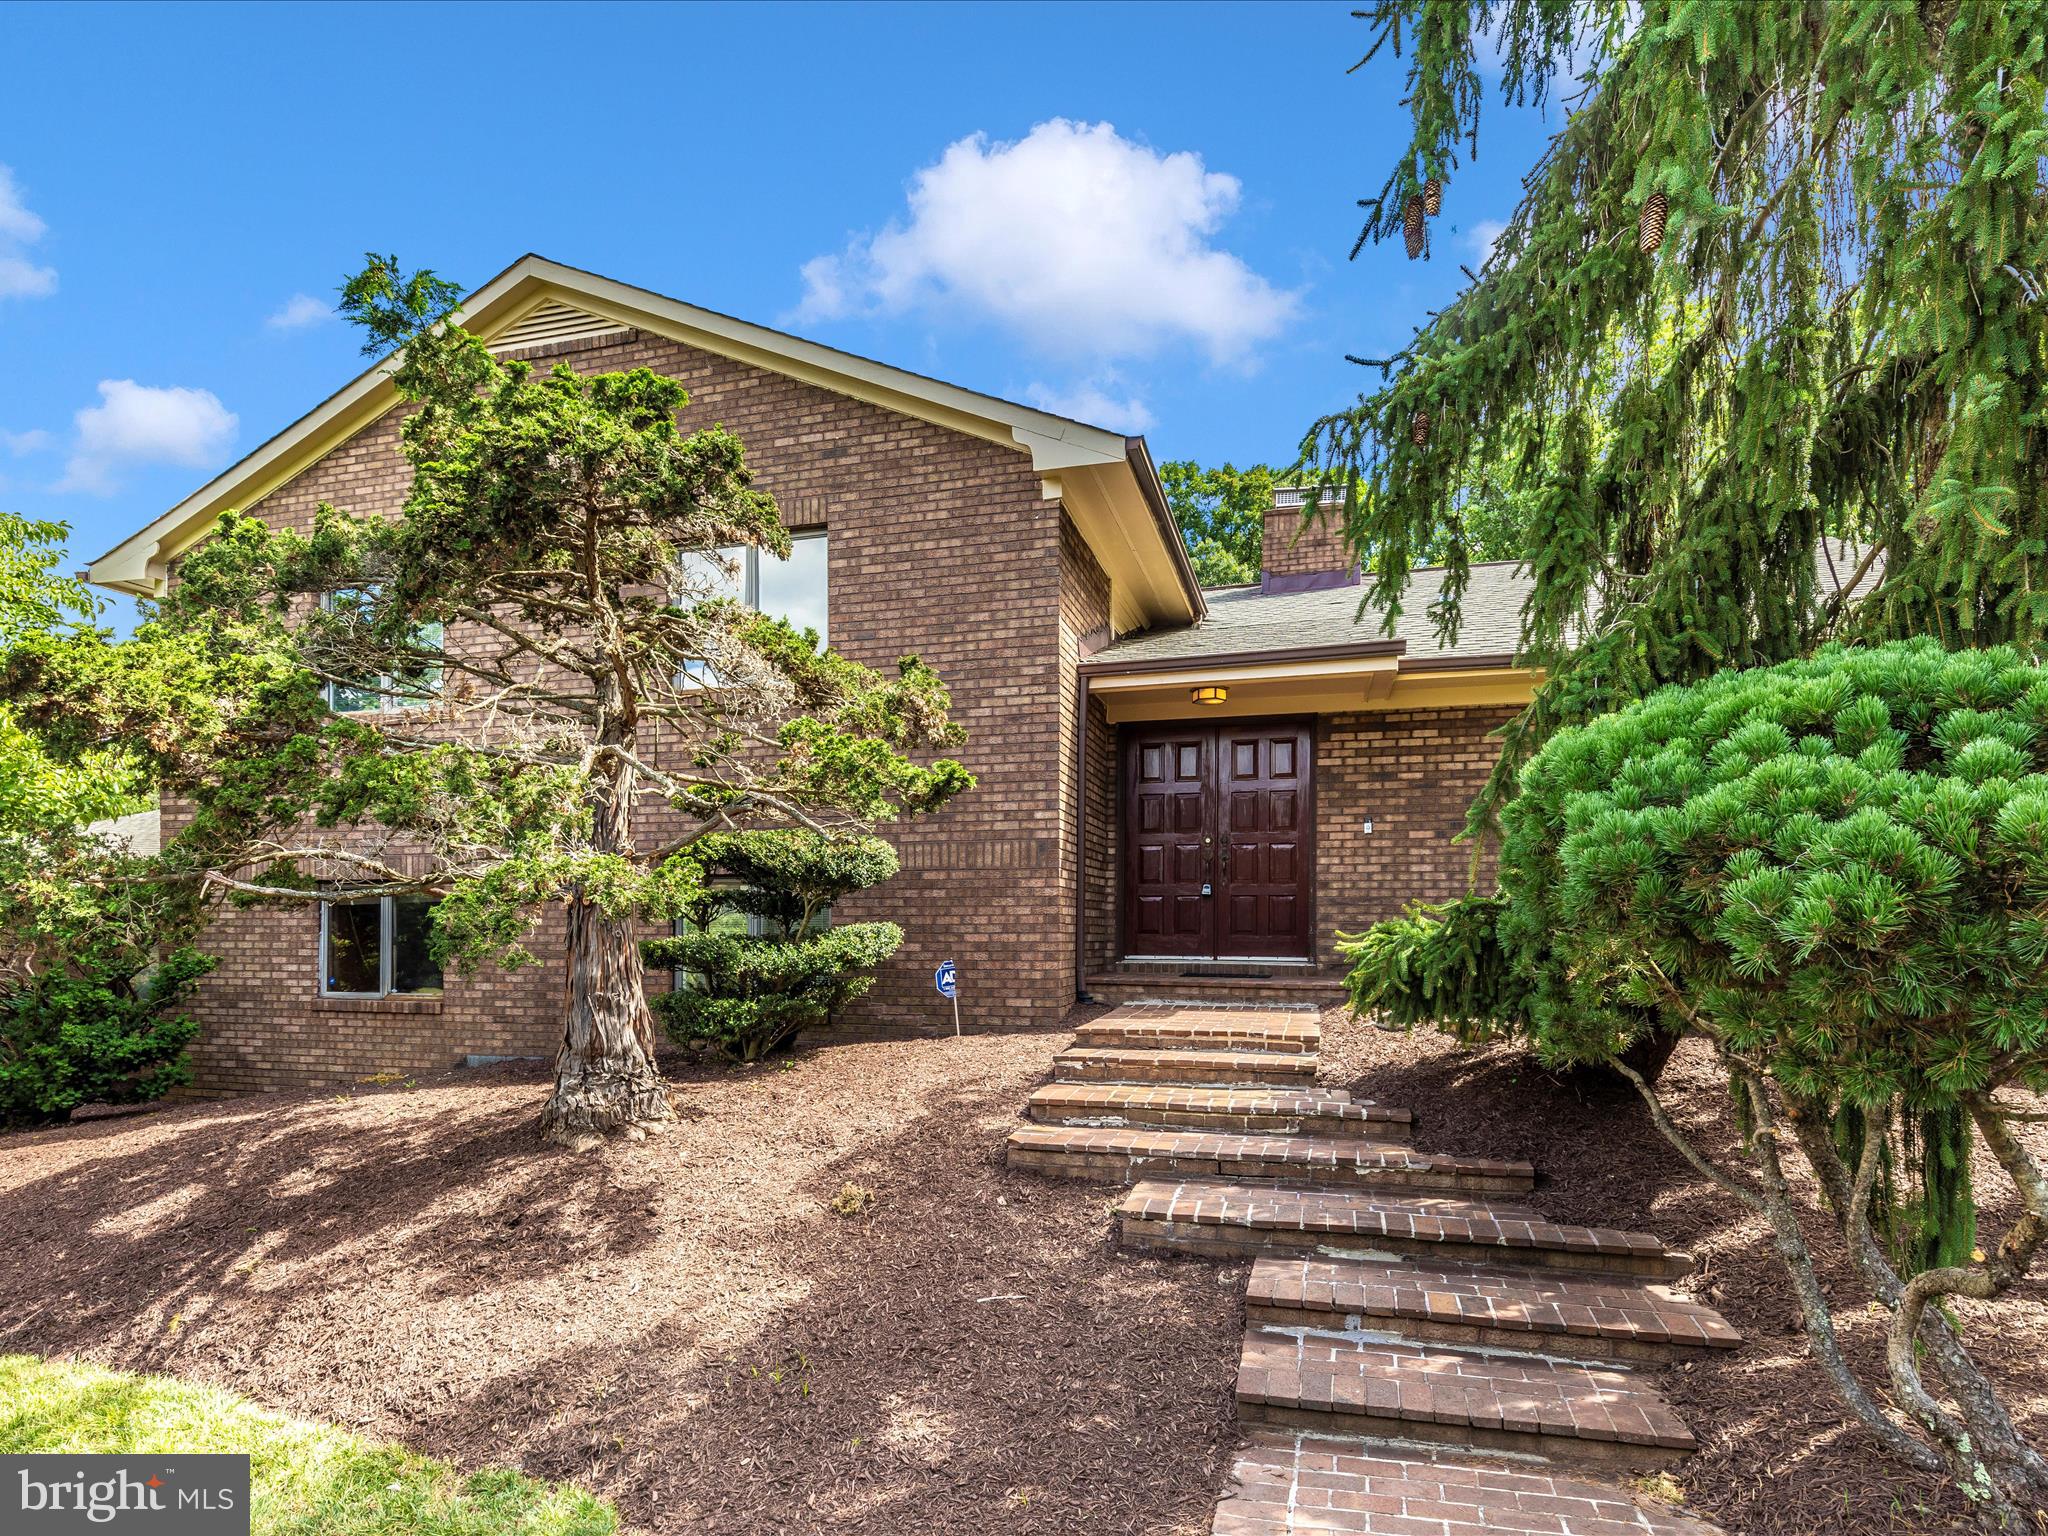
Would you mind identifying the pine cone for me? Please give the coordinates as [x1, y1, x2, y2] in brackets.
[1410, 409, 1432, 447]
[1639, 190, 1669, 255]
[1422, 178, 1443, 216]
[1403, 196, 1426, 260]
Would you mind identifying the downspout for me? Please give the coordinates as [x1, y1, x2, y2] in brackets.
[1074, 670, 1092, 1004]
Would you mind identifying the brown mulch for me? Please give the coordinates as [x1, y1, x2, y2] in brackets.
[0, 1012, 1242, 1535]
[5, 1009, 2045, 1536]
[1317, 1009, 2048, 1536]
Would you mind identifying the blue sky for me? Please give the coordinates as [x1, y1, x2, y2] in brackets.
[0, 1, 1565, 624]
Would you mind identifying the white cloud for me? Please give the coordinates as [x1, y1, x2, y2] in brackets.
[1, 428, 51, 456]
[0, 166, 46, 245]
[58, 380, 238, 495]
[0, 166, 55, 301]
[792, 119, 1299, 367]
[0, 254, 56, 300]
[1024, 379, 1155, 434]
[1467, 219, 1508, 265]
[266, 292, 333, 331]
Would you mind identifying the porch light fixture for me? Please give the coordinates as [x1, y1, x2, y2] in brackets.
[1191, 685, 1228, 706]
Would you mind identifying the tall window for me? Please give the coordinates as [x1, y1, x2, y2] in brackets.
[324, 589, 445, 714]
[686, 532, 829, 643]
[321, 894, 443, 997]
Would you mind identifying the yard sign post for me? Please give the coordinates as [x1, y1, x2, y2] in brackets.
[935, 959, 959, 1037]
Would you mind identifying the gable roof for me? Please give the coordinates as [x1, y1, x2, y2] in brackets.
[86, 255, 1203, 631]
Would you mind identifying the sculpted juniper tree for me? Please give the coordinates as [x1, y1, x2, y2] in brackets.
[10, 257, 971, 1148]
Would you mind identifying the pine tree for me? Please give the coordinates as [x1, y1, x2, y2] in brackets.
[1316, 5, 2048, 1518]
[1305, 0, 2047, 837]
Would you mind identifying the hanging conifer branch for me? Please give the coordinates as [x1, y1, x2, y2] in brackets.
[1312, 3, 2048, 1517]
[1304, 0, 2046, 838]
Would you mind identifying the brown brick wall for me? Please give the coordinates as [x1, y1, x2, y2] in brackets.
[1081, 692, 1118, 974]
[1056, 513, 1115, 981]
[1312, 706, 1512, 962]
[1262, 499, 1353, 580]
[175, 324, 1086, 1093]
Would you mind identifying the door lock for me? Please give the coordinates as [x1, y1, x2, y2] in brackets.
[1200, 883, 1213, 897]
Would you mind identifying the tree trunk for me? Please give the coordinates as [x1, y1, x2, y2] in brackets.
[538, 687, 674, 1149]
[538, 893, 673, 1149]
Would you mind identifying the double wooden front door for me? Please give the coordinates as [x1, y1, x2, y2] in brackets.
[1120, 719, 1313, 960]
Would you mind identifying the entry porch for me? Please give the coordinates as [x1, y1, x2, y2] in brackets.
[1071, 586, 1537, 1006]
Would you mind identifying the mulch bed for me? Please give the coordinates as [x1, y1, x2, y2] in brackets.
[0, 1014, 1240, 1536]
[5, 1008, 2044, 1535]
[1317, 1010, 2048, 1536]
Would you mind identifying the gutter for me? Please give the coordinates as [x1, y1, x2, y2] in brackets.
[1079, 637, 1407, 678]
[1123, 436, 1208, 623]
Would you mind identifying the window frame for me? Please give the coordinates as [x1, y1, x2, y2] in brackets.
[318, 893, 444, 999]
[321, 589, 446, 715]
[739, 528, 827, 629]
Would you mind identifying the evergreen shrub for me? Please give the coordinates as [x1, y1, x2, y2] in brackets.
[642, 831, 902, 1062]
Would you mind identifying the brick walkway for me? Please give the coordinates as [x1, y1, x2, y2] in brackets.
[1215, 1433, 1723, 1536]
[1007, 1002, 1738, 1534]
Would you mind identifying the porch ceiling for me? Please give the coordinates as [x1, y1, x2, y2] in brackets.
[1082, 647, 1537, 723]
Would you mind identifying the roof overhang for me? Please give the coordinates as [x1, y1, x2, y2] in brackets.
[87, 255, 1204, 629]
[1080, 643, 1538, 722]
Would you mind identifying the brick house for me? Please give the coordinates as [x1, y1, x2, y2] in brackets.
[86, 256, 1535, 1094]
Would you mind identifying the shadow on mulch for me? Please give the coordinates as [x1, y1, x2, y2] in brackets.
[0, 1022, 1240, 1536]
[1319, 1009, 2048, 1536]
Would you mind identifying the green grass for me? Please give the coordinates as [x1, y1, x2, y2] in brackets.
[0, 1355, 617, 1536]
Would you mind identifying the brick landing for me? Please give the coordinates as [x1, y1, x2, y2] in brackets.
[1237, 1329, 1696, 1470]
[1247, 1255, 1742, 1364]
[1074, 1005, 1322, 1055]
[1053, 1045, 1322, 1086]
[1119, 1179, 1685, 1277]
[1025, 1081, 1403, 1139]
[1214, 1433, 1722, 1536]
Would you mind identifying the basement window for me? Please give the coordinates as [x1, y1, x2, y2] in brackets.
[321, 894, 443, 997]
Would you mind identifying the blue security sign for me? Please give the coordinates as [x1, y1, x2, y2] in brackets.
[934, 960, 958, 998]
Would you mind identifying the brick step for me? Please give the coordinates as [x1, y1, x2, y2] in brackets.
[1053, 1045, 1324, 1088]
[1237, 1327, 1696, 1471]
[1025, 1083, 1396, 1140]
[1118, 1180, 1690, 1280]
[1073, 1008, 1320, 1056]
[1011, 1128, 1534, 1199]
[1246, 1255, 1740, 1364]
[1213, 1432, 1725, 1535]
[1086, 973, 1349, 1009]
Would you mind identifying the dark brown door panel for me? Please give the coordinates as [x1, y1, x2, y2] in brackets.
[1121, 726, 1215, 957]
[1120, 718, 1313, 961]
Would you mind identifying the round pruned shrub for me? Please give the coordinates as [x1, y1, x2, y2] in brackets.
[1347, 638, 2048, 1516]
[641, 831, 903, 1063]
[1495, 638, 2048, 1099]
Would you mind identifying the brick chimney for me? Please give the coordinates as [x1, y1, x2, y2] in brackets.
[1260, 487, 1358, 594]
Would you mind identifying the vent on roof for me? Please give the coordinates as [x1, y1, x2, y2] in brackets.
[1270, 486, 1342, 510]
[488, 300, 631, 353]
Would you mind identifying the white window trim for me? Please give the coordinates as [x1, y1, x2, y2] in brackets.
[322, 590, 445, 715]
[736, 529, 827, 622]
[319, 894, 441, 998]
